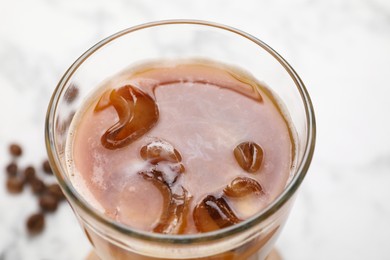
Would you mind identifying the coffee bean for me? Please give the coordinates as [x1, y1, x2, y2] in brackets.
[6, 177, 24, 194]
[26, 213, 45, 235]
[23, 166, 36, 182]
[42, 160, 52, 175]
[39, 194, 58, 212]
[30, 178, 46, 195]
[9, 143, 23, 157]
[6, 162, 18, 177]
[47, 184, 65, 201]
[3, 143, 67, 238]
[64, 84, 79, 104]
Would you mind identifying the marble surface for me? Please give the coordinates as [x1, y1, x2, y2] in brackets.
[1, 0, 390, 259]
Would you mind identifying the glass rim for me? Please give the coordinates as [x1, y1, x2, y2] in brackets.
[45, 19, 316, 244]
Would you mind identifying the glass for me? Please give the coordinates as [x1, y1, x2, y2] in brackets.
[45, 20, 315, 260]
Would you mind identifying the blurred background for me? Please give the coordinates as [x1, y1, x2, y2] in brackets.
[1, 0, 390, 259]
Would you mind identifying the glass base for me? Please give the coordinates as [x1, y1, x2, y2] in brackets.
[86, 249, 282, 260]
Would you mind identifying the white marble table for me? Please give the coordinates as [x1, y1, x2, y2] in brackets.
[1, 0, 390, 259]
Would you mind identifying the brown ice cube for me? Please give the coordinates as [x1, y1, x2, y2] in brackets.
[193, 195, 241, 233]
[234, 141, 263, 173]
[96, 85, 159, 149]
[140, 139, 182, 165]
[139, 167, 191, 234]
[153, 186, 192, 234]
[224, 177, 264, 197]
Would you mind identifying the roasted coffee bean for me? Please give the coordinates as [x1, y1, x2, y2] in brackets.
[6, 177, 24, 194]
[26, 213, 45, 235]
[39, 194, 58, 212]
[9, 143, 22, 157]
[42, 160, 52, 175]
[23, 166, 36, 182]
[64, 84, 79, 104]
[6, 162, 18, 177]
[47, 184, 65, 201]
[30, 178, 46, 195]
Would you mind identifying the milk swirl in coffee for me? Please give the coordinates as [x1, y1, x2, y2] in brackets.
[66, 60, 295, 235]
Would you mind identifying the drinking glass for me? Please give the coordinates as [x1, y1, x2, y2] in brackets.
[45, 20, 315, 260]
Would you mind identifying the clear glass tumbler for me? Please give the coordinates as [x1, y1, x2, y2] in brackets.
[45, 20, 315, 260]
